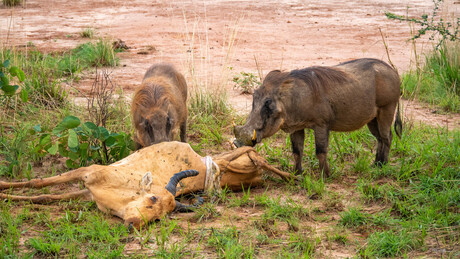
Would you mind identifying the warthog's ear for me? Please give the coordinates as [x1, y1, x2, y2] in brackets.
[138, 117, 148, 128]
[278, 78, 295, 97]
[265, 70, 281, 79]
[141, 172, 153, 193]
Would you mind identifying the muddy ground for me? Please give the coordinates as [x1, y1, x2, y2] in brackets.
[0, 0, 459, 257]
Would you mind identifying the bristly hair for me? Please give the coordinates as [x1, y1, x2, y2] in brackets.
[289, 66, 349, 101]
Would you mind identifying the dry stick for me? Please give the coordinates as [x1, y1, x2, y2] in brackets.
[253, 54, 263, 81]
[379, 28, 397, 73]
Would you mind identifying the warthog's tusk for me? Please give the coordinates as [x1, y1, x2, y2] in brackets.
[231, 119, 236, 128]
[252, 130, 257, 141]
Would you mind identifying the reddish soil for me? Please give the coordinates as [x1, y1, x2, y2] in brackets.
[1, 1, 459, 257]
[2, 0, 458, 128]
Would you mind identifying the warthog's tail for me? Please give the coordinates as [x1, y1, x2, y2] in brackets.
[394, 102, 402, 139]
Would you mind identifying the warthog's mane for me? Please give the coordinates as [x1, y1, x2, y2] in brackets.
[133, 83, 172, 109]
[289, 66, 349, 101]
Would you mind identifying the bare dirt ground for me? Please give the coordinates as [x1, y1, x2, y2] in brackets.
[1, 0, 459, 128]
[1, 0, 459, 257]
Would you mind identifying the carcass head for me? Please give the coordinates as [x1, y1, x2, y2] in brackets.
[123, 170, 203, 229]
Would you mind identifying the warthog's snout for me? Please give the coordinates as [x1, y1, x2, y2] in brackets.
[233, 125, 257, 147]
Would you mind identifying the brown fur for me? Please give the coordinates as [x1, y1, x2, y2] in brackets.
[132, 64, 188, 148]
[234, 58, 402, 177]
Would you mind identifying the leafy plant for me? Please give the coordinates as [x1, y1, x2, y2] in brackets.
[0, 125, 33, 177]
[385, 0, 459, 49]
[386, 0, 459, 112]
[33, 115, 135, 168]
[233, 71, 261, 94]
[0, 60, 27, 101]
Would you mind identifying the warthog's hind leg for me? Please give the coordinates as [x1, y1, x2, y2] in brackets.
[368, 103, 397, 166]
[314, 127, 330, 178]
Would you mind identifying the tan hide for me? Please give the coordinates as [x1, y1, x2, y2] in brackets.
[0, 142, 293, 228]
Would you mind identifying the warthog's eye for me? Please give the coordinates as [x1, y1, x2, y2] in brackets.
[150, 196, 158, 204]
[261, 99, 273, 121]
[264, 99, 272, 107]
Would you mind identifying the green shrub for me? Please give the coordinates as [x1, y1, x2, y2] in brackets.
[233, 71, 261, 94]
[33, 116, 135, 168]
[0, 60, 27, 100]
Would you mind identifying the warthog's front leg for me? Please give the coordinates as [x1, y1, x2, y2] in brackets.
[314, 127, 330, 178]
[180, 121, 187, 142]
[290, 130, 305, 175]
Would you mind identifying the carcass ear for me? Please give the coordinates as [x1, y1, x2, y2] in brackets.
[141, 172, 153, 193]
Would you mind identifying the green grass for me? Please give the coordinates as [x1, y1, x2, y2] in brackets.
[402, 42, 460, 112]
[1, 39, 119, 109]
[80, 28, 95, 39]
[207, 227, 256, 258]
[1, 39, 460, 258]
[339, 207, 369, 228]
[360, 230, 424, 257]
[188, 89, 234, 154]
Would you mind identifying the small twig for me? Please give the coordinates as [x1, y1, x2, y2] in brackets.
[253, 54, 263, 81]
[379, 28, 398, 73]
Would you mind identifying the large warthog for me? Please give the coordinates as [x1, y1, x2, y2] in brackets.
[132, 64, 188, 149]
[234, 58, 402, 177]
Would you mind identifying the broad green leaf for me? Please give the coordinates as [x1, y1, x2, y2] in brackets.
[61, 116, 81, 129]
[9, 66, 18, 77]
[105, 136, 117, 147]
[83, 122, 98, 130]
[2, 60, 9, 68]
[65, 159, 78, 169]
[79, 142, 89, 156]
[58, 145, 69, 157]
[68, 129, 79, 148]
[9, 66, 25, 81]
[20, 89, 28, 102]
[1, 76, 9, 88]
[1, 84, 19, 96]
[52, 124, 67, 135]
[47, 142, 59, 155]
[68, 150, 80, 160]
[39, 134, 51, 147]
[98, 127, 110, 141]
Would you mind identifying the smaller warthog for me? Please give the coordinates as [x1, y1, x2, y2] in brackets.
[132, 64, 188, 149]
[234, 58, 402, 177]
